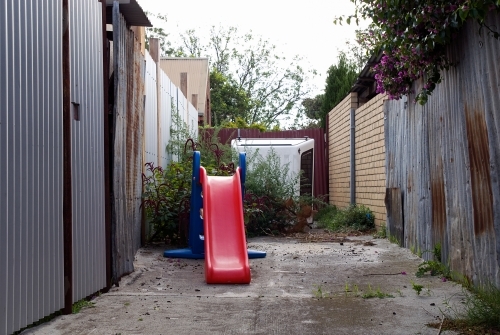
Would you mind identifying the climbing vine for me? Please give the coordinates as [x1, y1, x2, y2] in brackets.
[336, 0, 500, 104]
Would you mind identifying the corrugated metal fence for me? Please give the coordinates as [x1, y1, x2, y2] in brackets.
[210, 128, 328, 199]
[69, 0, 107, 304]
[0, 2, 64, 334]
[385, 12, 500, 286]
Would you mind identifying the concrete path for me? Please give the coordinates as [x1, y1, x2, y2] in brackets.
[23, 233, 463, 335]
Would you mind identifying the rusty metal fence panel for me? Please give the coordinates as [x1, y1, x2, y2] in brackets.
[0, 1, 64, 334]
[112, 3, 145, 280]
[69, 0, 107, 302]
[385, 12, 500, 286]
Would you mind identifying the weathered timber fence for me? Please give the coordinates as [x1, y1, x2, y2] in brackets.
[111, 3, 145, 281]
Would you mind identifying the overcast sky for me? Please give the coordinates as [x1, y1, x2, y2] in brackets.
[136, 0, 367, 97]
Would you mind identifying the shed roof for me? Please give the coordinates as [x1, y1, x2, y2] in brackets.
[350, 52, 382, 101]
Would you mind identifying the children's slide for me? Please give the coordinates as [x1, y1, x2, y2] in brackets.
[199, 166, 251, 284]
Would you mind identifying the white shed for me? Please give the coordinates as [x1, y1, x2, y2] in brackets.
[231, 137, 314, 196]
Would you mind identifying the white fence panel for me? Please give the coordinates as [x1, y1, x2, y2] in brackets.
[144, 52, 158, 167]
[159, 70, 173, 167]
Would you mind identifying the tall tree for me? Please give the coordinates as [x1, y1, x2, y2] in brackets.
[301, 94, 324, 121]
[170, 26, 314, 127]
[209, 69, 251, 126]
[319, 52, 359, 128]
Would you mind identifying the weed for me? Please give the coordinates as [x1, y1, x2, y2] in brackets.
[72, 299, 95, 314]
[373, 224, 387, 239]
[353, 284, 359, 297]
[313, 284, 324, 298]
[124, 302, 130, 306]
[388, 234, 400, 245]
[416, 260, 451, 279]
[436, 285, 500, 333]
[396, 289, 404, 297]
[362, 284, 394, 299]
[459, 285, 500, 329]
[313, 285, 330, 299]
[320, 204, 375, 232]
[432, 242, 442, 262]
[410, 245, 416, 254]
[344, 283, 350, 295]
[411, 281, 424, 295]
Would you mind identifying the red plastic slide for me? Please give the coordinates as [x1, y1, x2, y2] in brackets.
[199, 167, 251, 284]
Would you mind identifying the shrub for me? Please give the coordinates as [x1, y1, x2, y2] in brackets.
[142, 161, 192, 244]
[243, 148, 304, 236]
[320, 204, 375, 232]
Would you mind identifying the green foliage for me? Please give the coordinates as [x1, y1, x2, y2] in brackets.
[144, 106, 235, 243]
[245, 148, 299, 201]
[459, 284, 500, 329]
[302, 95, 324, 120]
[411, 281, 424, 296]
[362, 284, 394, 299]
[313, 284, 326, 298]
[318, 204, 375, 232]
[142, 160, 192, 243]
[315, 205, 339, 228]
[335, 1, 500, 104]
[243, 148, 302, 236]
[416, 260, 451, 278]
[72, 299, 95, 314]
[163, 25, 314, 128]
[319, 52, 359, 128]
[373, 224, 388, 239]
[416, 242, 451, 278]
[209, 69, 252, 126]
[220, 117, 267, 132]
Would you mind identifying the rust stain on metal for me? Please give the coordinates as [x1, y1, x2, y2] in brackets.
[465, 105, 493, 235]
[431, 155, 446, 239]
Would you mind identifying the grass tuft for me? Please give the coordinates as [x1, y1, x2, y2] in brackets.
[362, 284, 394, 299]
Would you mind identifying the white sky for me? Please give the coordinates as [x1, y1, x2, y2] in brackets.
[136, 0, 367, 98]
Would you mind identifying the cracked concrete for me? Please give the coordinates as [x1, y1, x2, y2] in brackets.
[22, 232, 464, 335]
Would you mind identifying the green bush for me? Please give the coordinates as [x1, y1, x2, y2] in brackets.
[319, 204, 375, 232]
[243, 148, 302, 236]
[315, 205, 339, 228]
[142, 160, 192, 243]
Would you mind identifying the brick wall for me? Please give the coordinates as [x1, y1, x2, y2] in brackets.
[328, 93, 358, 209]
[327, 92, 387, 228]
[354, 94, 387, 227]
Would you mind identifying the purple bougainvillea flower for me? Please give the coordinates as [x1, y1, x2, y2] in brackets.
[401, 271, 406, 275]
